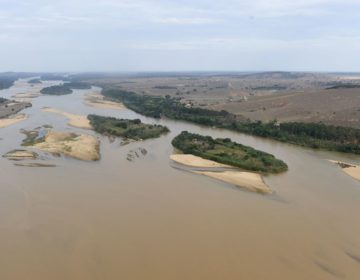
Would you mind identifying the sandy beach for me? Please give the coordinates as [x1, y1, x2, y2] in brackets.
[330, 160, 360, 182]
[0, 114, 28, 128]
[195, 170, 271, 193]
[171, 153, 271, 193]
[12, 92, 41, 102]
[84, 92, 124, 109]
[33, 131, 100, 161]
[171, 154, 231, 168]
[42, 107, 92, 129]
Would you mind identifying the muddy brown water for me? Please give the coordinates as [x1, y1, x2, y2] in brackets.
[0, 79, 360, 279]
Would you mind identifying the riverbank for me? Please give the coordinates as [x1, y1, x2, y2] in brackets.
[101, 88, 360, 155]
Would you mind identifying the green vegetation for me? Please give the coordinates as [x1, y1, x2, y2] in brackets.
[102, 88, 244, 124]
[40, 82, 91, 95]
[28, 79, 42, 84]
[101, 88, 360, 154]
[41, 85, 73, 95]
[65, 82, 91, 89]
[0, 77, 15, 90]
[88, 114, 169, 140]
[231, 121, 360, 154]
[326, 83, 360, 89]
[172, 131, 288, 173]
[21, 129, 47, 146]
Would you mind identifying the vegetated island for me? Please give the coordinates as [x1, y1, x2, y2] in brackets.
[88, 114, 169, 141]
[101, 88, 360, 155]
[21, 127, 100, 161]
[40, 85, 73, 95]
[28, 78, 42, 84]
[172, 131, 288, 173]
[171, 131, 287, 193]
[40, 82, 91, 96]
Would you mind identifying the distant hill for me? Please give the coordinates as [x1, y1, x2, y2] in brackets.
[240, 71, 318, 80]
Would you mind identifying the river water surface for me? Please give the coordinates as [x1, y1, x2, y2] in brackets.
[0, 79, 360, 279]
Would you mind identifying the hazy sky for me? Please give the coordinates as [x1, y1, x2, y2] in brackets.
[1, 0, 359, 72]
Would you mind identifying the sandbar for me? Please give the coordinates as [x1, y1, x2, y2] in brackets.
[84, 92, 124, 109]
[33, 131, 100, 161]
[3, 150, 38, 161]
[195, 171, 271, 193]
[42, 107, 92, 129]
[170, 154, 231, 168]
[171, 153, 271, 193]
[330, 160, 360, 182]
[0, 114, 28, 128]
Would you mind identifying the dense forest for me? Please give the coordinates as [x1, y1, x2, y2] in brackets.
[172, 131, 288, 173]
[101, 88, 360, 154]
[88, 114, 169, 140]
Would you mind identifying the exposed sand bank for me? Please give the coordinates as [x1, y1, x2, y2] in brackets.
[171, 153, 271, 193]
[32, 131, 100, 161]
[42, 107, 92, 130]
[329, 160, 360, 182]
[195, 171, 271, 194]
[12, 92, 41, 102]
[34, 131, 100, 161]
[171, 154, 231, 168]
[14, 162, 56, 168]
[0, 114, 28, 128]
[3, 150, 38, 161]
[84, 92, 124, 109]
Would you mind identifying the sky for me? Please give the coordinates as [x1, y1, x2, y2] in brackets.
[0, 0, 360, 72]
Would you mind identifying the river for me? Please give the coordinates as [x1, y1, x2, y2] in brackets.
[0, 79, 359, 279]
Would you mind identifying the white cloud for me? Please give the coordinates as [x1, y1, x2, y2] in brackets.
[0, 0, 359, 71]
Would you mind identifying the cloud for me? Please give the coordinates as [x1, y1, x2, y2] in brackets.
[0, 0, 359, 71]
